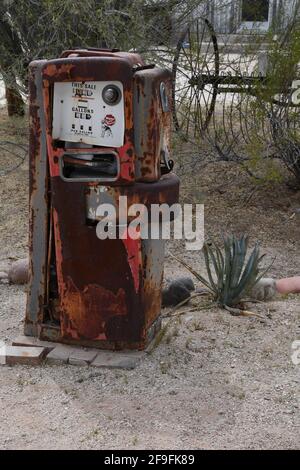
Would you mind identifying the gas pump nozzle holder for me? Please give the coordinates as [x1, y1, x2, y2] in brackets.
[25, 48, 179, 350]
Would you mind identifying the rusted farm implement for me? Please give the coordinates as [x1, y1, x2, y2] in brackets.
[141, 16, 300, 175]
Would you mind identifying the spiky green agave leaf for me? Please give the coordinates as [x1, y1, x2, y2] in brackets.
[170, 235, 271, 308]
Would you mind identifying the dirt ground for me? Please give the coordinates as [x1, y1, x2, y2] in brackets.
[0, 110, 299, 450]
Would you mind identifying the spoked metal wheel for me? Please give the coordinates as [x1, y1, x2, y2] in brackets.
[172, 17, 220, 144]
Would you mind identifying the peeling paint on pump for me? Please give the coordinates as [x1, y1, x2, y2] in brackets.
[25, 48, 179, 350]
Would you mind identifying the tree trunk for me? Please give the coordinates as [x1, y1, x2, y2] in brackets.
[0, 13, 25, 117]
[5, 83, 24, 117]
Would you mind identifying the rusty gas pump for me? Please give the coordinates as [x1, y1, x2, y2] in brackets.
[24, 48, 179, 350]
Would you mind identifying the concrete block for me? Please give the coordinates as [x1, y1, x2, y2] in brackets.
[0, 344, 6, 365]
[45, 345, 75, 365]
[46, 344, 97, 366]
[12, 335, 57, 353]
[69, 349, 98, 366]
[91, 351, 143, 370]
[0, 345, 46, 366]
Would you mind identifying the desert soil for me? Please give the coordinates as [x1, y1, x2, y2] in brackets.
[0, 110, 299, 450]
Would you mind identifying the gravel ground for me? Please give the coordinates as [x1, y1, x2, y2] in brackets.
[0, 110, 299, 449]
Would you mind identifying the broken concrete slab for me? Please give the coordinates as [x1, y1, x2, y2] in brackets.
[12, 335, 57, 353]
[46, 345, 98, 366]
[46, 344, 142, 368]
[91, 351, 144, 370]
[2, 339, 145, 368]
[45, 345, 76, 365]
[69, 349, 98, 366]
[0, 346, 46, 366]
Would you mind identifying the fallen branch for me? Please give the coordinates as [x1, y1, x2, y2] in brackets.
[162, 291, 211, 318]
[224, 305, 265, 319]
[165, 303, 217, 318]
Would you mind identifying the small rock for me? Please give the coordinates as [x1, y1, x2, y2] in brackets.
[162, 277, 195, 307]
[178, 277, 195, 292]
[250, 278, 277, 301]
[8, 258, 29, 285]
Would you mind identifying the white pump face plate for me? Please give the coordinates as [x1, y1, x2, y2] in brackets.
[52, 81, 125, 147]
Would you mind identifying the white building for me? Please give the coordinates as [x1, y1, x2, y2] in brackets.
[193, 0, 299, 34]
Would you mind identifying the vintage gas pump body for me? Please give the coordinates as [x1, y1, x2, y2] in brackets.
[25, 48, 179, 350]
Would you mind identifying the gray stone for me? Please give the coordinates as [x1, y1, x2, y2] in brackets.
[250, 278, 277, 301]
[8, 258, 29, 285]
[0, 345, 46, 365]
[91, 351, 143, 369]
[162, 280, 191, 307]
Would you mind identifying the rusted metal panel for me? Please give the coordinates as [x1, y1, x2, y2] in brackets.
[60, 49, 145, 67]
[134, 67, 173, 182]
[49, 175, 178, 348]
[25, 49, 180, 350]
[85, 173, 180, 220]
[49, 177, 144, 346]
[141, 238, 165, 330]
[24, 60, 50, 336]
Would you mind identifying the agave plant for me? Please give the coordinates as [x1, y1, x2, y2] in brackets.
[172, 235, 269, 310]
